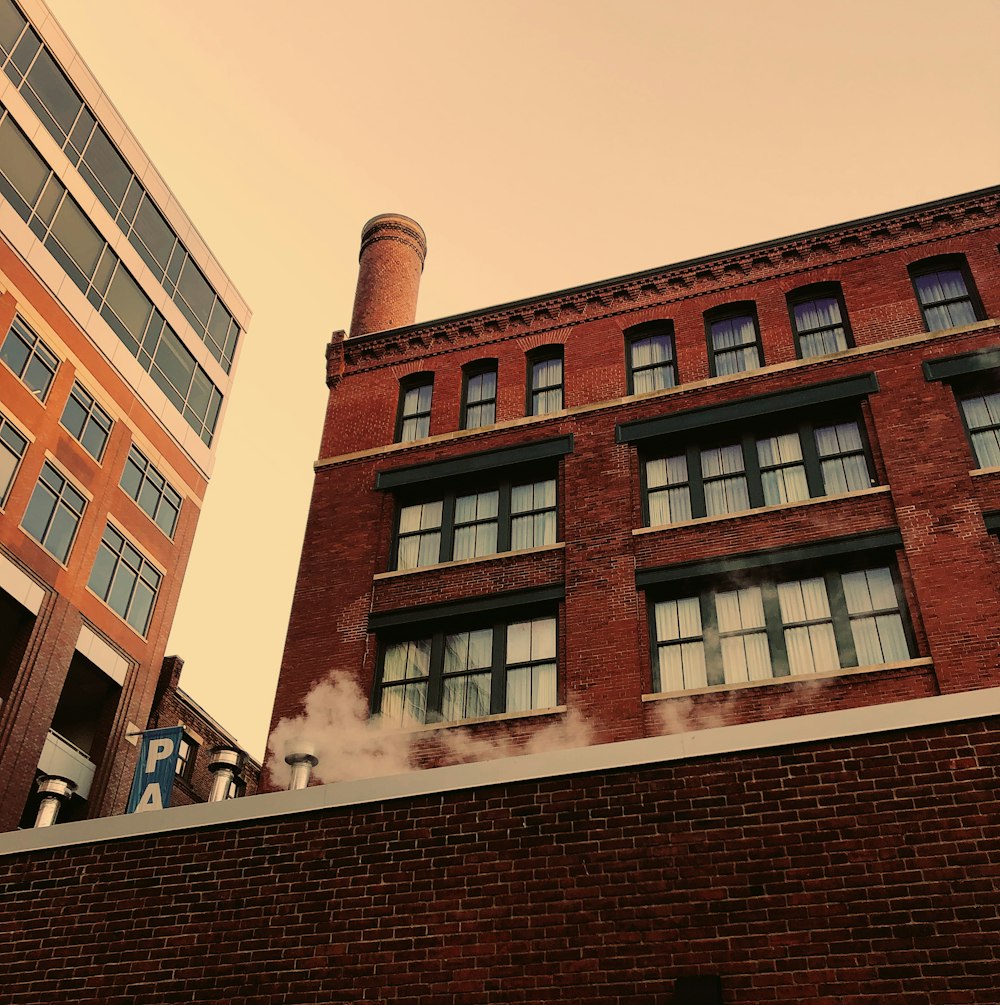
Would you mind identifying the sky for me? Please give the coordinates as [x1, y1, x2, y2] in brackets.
[45, 0, 1000, 760]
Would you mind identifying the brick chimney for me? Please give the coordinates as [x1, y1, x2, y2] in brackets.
[348, 214, 427, 338]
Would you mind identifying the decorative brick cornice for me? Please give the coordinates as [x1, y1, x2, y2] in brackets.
[340, 187, 1000, 373]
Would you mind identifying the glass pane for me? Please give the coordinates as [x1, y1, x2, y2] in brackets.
[533, 663, 557, 708]
[153, 328, 195, 396]
[26, 48, 81, 139]
[60, 392, 87, 438]
[416, 531, 440, 566]
[87, 541, 116, 596]
[23, 353, 55, 399]
[0, 0, 26, 55]
[506, 620, 531, 663]
[81, 126, 130, 207]
[105, 269, 152, 342]
[128, 580, 155, 634]
[0, 117, 48, 206]
[81, 418, 109, 460]
[21, 481, 55, 544]
[132, 196, 175, 271]
[177, 259, 215, 326]
[704, 475, 749, 516]
[506, 666, 530, 712]
[532, 618, 556, 659]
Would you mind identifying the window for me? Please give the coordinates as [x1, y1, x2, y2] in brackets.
[788, 283, 853, 358]
[88, 523, 162, 634]
[625, 322, 677, 394]
[910, 256, 984, 332]
[394, 476, 557, 570]
[527, 347, 563, 415]
[120, 445, 181, 537]
[957, 384, 1000, 468]
[0, 414, 27, 506]
[21, 460, 86, 562]
[396, 376, 433, 442]
[175, 734, 196, 779]
[651, 563, 912, 693]
[375, 615, 557, 726]
[461, 361, 497, 429]
[0, 315, 58, 400]
[60, 381, 112, 461]
[706, 304, 763, 377]
[0, 110, 229, 445]
[643, 413, 874, 526]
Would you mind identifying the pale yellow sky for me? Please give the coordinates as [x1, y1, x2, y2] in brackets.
[46, 0, 1000, 759]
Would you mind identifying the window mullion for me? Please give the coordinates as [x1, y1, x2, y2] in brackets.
[498, 479, 512, 552]
[490, 623, 506, 715]
[799, 420, 825, 497]
[425, 632, 446, 722]
[743, 433, 764, 509]
[760, 582, 788, 678]
[687, 444, 706, 518]
[439, 495, 456, 562]
[700, 589, 724, 686]
[826, 570, 857, 668]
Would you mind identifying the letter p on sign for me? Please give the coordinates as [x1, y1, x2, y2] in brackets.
[126, 726, 184, 813]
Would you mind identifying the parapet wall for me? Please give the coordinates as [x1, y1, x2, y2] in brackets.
[1, 693, 998, 1003]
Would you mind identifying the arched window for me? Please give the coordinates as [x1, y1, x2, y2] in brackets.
[624, 320, 676, 394]
[787, 282, 853, 358]
[526, 346, 564, 415]
[909, 255, 984, 332]
[704, 302, 763, 377]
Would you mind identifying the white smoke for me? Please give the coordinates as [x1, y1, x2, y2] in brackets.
[267, 672, 593, 788]
[267, 673, 415, 788]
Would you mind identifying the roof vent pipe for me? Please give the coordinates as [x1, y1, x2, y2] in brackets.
[284, 744, 319, 791]
[34, 775, 76, 827]
[207, 745, 245, 803]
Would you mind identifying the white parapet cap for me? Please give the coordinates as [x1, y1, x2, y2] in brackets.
[2, 685, 999, 857]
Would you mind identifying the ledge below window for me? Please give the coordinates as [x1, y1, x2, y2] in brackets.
[374, 542, 565, 580]
[970, 466, 1000, 479]
[641, 657, 933, 702]
[403, 704, 568, 734]
[632, 485, 891, 536]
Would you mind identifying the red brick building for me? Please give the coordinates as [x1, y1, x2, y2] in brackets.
[0, 0, 250, 829]
[1, 190, 999, 1004]
[268, 187, 1000, 784]
[148, 656, 260, 805]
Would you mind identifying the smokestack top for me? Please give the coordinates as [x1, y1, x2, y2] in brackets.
[358, 213, 427, 268]
[349, 213, 427, 338]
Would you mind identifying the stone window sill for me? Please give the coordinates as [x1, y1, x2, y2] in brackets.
[374, 542, 565, 580]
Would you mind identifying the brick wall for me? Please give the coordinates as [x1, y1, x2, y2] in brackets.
[1, 716, 997, 1003]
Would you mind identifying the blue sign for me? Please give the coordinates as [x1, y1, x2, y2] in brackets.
[126, 726, 183, 813]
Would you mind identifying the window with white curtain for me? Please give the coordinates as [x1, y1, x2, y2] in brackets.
[909, 256, 983, 333]
[643, 410, 875, 527]
[625, 322, 677, 394]
[376, 616, 557, 725]
[959, 390, 1000, 469]
[527, 347, 564, 415]
[706, 304, 764, 377]
[788, 283, 853, 358]
[393, 474, 557, 570]
[651, 563, 912, 693]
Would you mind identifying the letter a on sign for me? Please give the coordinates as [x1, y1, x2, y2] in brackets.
[127, 726, 184, 813]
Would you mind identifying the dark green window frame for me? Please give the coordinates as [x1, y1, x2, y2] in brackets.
[395, 373, 433, 443]
[373, 611, 559, 726]
[460, 359, 498, 430]
[908, 254, 985, 333]
[640, 407, 877, 527]
[705, 302, 764, 377]
[625, 320, 677, 395]
[787, 281, 854, 359]
[647, 554, 916, 694]
[527, 346, 564, 415]
[391, 466, 558, 571]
